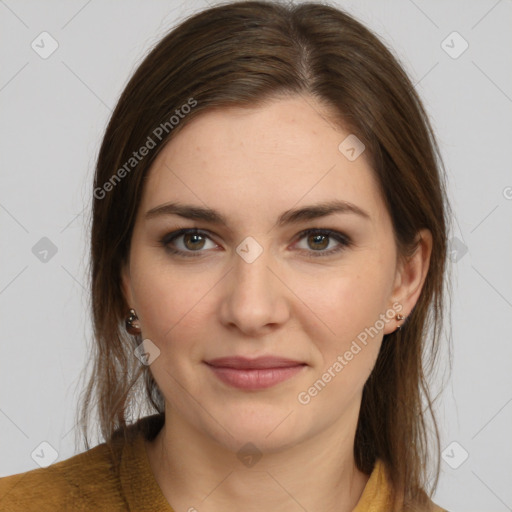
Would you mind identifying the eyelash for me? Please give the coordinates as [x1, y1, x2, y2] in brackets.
[159, 227, 352, 259]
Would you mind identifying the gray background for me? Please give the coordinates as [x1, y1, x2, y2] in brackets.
[1, 1, 511, 511]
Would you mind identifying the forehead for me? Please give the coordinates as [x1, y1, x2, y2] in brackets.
[140, 95, 387, 229]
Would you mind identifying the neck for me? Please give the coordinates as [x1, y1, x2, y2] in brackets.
[146, 408, 370, 512]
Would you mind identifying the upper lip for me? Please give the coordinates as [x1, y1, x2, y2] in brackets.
[204, 356, 306, 369]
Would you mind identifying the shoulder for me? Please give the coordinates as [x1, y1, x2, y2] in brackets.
[0, 413, 166, 512]
[0, 439, 126, 512]
[361, 459, 450, 512]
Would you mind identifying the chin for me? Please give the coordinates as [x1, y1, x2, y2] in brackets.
[216, 429, 301, 457]
[206, 409, 306, 454]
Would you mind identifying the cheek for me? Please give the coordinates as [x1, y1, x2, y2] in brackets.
[296, 262, 392, 382]
[299, 264, 392, 337]
[300, 275, 388, 406]
[128, 247, 207, 343]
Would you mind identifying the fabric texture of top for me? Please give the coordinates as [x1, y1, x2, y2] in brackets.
[0, 413, 447, 511]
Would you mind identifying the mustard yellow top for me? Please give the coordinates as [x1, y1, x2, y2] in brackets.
[0, 413, 447, 511]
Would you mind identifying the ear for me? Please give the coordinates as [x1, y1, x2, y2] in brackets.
[383, 228, 433, 335]
[121, 259, 135, 311]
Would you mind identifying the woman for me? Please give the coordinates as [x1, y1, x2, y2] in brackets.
[0, 1, 452, 510]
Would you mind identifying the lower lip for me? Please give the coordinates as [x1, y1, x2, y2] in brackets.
[206, 363, 306, 390]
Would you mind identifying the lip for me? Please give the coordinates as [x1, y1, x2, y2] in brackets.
[204, 356, 307, 390]
[205, 356, 305, 369]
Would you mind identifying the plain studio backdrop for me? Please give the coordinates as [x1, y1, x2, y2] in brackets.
[0, 1, 511, 511]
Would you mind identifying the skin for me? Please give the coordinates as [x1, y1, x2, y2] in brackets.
[122, 94, 432, 512]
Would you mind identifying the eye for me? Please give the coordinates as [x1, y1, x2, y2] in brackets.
[160, 227, 352, 258]
[293, 228, 352, 258]
[160, 228, 217, 257]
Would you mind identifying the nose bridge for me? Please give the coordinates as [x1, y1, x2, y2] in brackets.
[233, 235, 275, 300]
[220, 235, 288, 333]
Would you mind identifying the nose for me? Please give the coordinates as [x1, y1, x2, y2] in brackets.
[218, 241, 290, 337]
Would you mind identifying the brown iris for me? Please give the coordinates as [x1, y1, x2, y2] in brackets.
[308, 233, 329, 251]
[183, 233, 206, 250]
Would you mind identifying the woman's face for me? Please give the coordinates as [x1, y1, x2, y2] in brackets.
[122, 94, 431, 453]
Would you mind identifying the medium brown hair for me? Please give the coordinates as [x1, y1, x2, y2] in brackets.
[76, 1, 453, 508]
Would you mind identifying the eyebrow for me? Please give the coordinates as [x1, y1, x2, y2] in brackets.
[145, 199, 371, 226]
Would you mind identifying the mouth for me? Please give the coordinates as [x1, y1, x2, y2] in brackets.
[204, 356, 307, 390]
